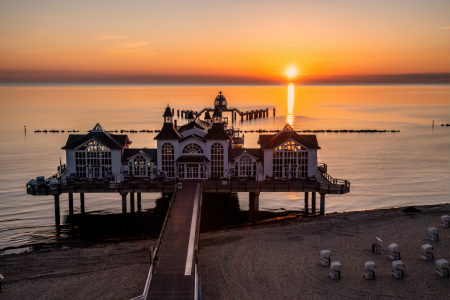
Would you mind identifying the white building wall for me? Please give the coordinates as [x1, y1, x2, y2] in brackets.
[111, 150, 122, 178]
[66, 150, 76, 174]
[308, 149, 318, 177]
[263, 150, 273, 177]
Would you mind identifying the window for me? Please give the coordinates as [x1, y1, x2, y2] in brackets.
[133, 156, 146, 176]
[162, 143, 175, 178]
[237, 156, 255, 176]
[182, 143, 203, 154]
[75, 141, 111, 178]
[210, 143, 224, 177]
[272, 140, 308, 178]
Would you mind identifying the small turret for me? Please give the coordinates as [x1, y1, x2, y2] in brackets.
[204, 110, 212, 123]
[163, 106, 173, 124]
[187, 111, 195, 123]
[212, 107, 222, 124]
[214, 91, 227, 110]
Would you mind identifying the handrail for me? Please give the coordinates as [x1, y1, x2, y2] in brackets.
[45, 164, 67, 184]
[152, 186, 178, 270]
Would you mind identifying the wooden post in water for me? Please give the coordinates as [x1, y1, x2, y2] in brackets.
[249, 192, 260, 223]
[130, 192, 135, 214]
[80, 193, 85, 214]
[320, 193, 325, 215]
[273, 108, 276, 116]
[311, 192, 316, 216]
[304, 192, 309, 215]
[68, 193, 74, 215]
[121, 193, 128, 214]
[137, 192, 142, 212]
[54, 194, 60, 225]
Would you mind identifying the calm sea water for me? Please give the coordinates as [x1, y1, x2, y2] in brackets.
[0, 83, 449, 250]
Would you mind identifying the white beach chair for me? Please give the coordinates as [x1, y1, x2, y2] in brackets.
[388, 243, 400, 260]
[372, 237, 382, 254]
[427, 227, 439, 241]
[364, 261, 376, 280]
[392, 260, 405, 279]
[329, 262, 341, 280]
[320, 250, 331, 267]
[421, 244, 434, 261]
[435, 259, 449, 278]
[441, 215, 449, 228]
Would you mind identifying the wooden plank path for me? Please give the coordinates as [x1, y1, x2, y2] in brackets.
[147, 182, 201, 300]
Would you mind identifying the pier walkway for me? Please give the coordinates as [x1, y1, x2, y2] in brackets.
[146, 182, 202, 300]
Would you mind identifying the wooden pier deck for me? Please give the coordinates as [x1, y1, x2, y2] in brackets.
[146, 182, 202, 300]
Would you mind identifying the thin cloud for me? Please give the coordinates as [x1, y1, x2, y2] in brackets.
[121, 41, 149, 49]
[101, 35, 126, 40]
[440, 26, 450, 30]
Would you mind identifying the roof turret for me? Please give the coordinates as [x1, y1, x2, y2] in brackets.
[163, 106, 173, 117]
[214, 91, 227, 110]
[187, 111, 195, 119]
[204, 110, 212, 120]
[212, 107, 222, 117]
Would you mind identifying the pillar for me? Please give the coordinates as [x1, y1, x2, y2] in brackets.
[130, 192, 135, 214]
[241, 113, 244, 122]
[249, 192, 260, 223]
[80, 193, 85, 214]
[177, 109, 180, 116]
[304, 192, 309, 215]
[266, 108, 269, 117]
[312, 192, 316, 216]
[320, 193, 325, 215]
[54, 194, 60, 225]
[172, 108, 174, 115]
[273, 108, 276, 116]
[174, 119, 177, 127]
[121, 193, 128, 214]
[137, 192, 142, 212]
[68, 193, 74, 215]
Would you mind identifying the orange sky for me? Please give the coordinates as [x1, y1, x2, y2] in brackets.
[0, 0, 448, 83]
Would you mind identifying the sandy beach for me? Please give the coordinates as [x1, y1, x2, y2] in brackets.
[1, 204, 449, 300]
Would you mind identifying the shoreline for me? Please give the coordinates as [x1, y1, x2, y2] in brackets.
[1, 203, 449, 299]
[1, 202, 449, 253]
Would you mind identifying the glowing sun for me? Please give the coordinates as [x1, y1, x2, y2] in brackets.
[286, 66, 297, 78]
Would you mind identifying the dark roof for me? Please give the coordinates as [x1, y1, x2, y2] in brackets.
[154, 123, 182, 140]
[178, 120, 205, 133]
[122, 148, 157, 162]
[62, 131, 130, 150]
[212, 106, 222, 117]
[179, 134, 205, 143]
[229, 148, 263, 161]
[204, 111, 211, 119]
[204, 123, 230, 140]
[258, 132, 320, 150]
[176, 155, 210, 163]
[163, 106, 173, 117]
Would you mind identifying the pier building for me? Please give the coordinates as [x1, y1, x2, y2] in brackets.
[25, 92, 350, 300]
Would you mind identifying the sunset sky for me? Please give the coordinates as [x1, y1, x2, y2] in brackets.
[0, 0, 448, 83]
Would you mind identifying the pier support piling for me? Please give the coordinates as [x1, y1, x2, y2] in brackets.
[121, 193, 128, 214]
[304, 192, 309, 215]
[54, 194, 60, 225]
[312, 192, 316, 216]
[320, 193, 325, 215]
[68, 193, 74, 215]
[273, 108, 276, 117]
[249, 192, 260, 223]
[130, 192, 135, 214]
[137, 192, 142, 212]
[80, 193, 85, 214]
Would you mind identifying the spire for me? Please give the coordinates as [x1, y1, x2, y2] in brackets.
[163, 105, 173, 124]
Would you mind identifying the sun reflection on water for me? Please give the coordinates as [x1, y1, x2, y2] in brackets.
[286, 83, 295, 127]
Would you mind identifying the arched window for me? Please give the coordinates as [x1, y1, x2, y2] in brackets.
[182, 143, 203, 154]
[210, 143, 224, 177]
[272, 140, 308, 178]
[238, 156, 254, 176]
[162, 143, 175, 178]
[75, 140, 111, 178]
